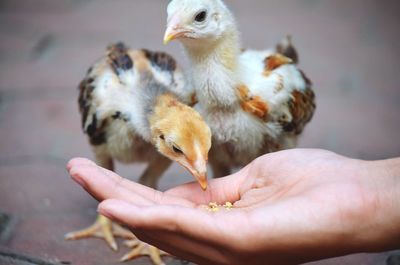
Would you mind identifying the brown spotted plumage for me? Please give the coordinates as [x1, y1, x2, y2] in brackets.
[276, 35, 299, 64]
[263, 53, 293, 76]
[237, 85, 269, 119]
[142, 49, 177, 72]
[284, 87, 316, 135]
[108, 42, 134, 74]
[78, 75, 107, 146]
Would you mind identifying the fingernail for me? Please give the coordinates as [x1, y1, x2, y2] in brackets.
[71, 173, 87, 189]
[66, 161, 73, 172]
[98, 208, 113, 219]
[98, 203, 115, 219]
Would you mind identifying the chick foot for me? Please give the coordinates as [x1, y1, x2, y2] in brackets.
[65, 214, 134, 251]
[120, 238, 169, 264]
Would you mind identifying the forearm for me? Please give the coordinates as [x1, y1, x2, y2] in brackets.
[358, 158, 400, 252]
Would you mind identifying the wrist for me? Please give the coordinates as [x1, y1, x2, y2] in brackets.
[356, 158, 400, 252]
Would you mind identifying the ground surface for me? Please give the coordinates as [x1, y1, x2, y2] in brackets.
[0, 0, 399, 264]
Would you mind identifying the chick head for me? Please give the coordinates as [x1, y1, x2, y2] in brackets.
[150, 93, 211, 190]
[164, 0, 235, 45]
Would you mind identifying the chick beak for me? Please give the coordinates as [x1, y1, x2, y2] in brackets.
[191, 159, 208, 191]
[163, 31, 176, 45]
[164, 27, 183, 45]
[196, 172, 208, 191]
[164, 16, 185, 45]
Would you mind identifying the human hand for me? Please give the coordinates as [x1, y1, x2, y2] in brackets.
[67, 149, 400, 265]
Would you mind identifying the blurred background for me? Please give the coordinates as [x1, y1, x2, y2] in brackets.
[0, 0, 399, 264]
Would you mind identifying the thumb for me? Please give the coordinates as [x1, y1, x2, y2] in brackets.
[166, 168, 250, 205]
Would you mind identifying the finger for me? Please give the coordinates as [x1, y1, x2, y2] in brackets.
[99, 199, 231, 263]
[99, 200, 222, 240]
[100, 199, 259, 262]
[68, 162, 153, 206]
[68, 158, 158, 199]
[67, 157, 96, 171]
[166, 165, 251, 204]
[98, 199, 244, 250]
[68, 158, 195, 207]
[132, 230, 228, 265]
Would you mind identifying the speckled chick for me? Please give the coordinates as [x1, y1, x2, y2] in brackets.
[68, 43, 211, 264]
[78, 43, 210, 188]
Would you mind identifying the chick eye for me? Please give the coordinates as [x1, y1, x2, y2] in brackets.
[160, 135, 165, 140]
[172, 145, 183, 154]
[194, 10, 207, 22]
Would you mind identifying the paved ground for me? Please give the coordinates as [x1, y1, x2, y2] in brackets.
[0, 0, 399, 264]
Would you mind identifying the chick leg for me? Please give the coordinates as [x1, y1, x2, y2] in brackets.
[65, 214, 134, 251]
[120, 239, 168, 264]
[138, 154, 172, 188]
[120, 155, 172, 264]
[65, 150, 134, 251]
[210, 161, 231, 178]
[209, 145, 231, 178]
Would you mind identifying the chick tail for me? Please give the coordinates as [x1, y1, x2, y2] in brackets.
[107, 42, 154, 86]
[276, 35, 299, 64]
[107, 42, 134, 74]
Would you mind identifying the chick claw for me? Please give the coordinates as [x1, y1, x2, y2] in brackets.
[65, 214, 134, 251]
[121, 238, 169, 264]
